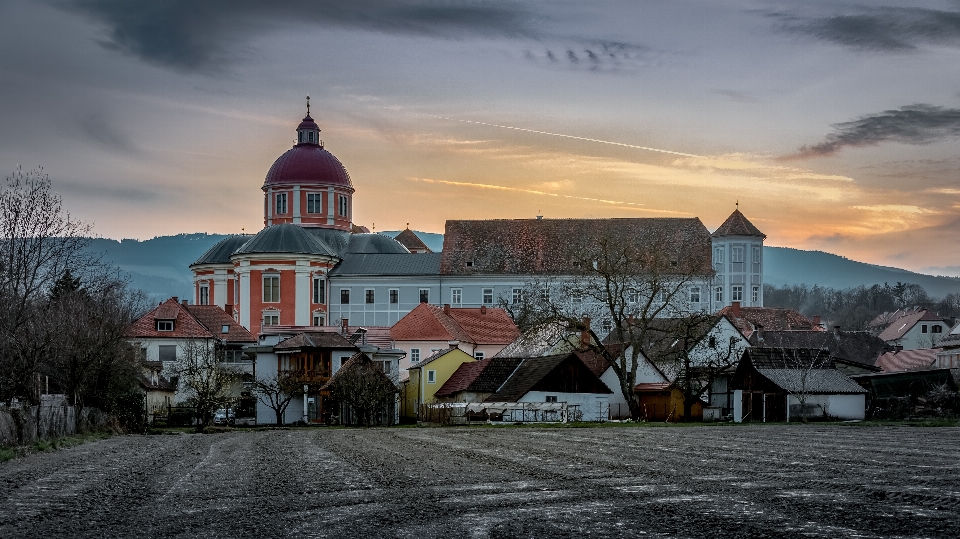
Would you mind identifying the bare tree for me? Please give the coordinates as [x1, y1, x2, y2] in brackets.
[173, 340, 242, 431]
[508, 227, 714, 420]
[326, 354, 397, 426]
[254, 370, 309, 426]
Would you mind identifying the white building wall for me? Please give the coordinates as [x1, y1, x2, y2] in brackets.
[519, 391, 613, 421]
[788, 394, 865, 421]
[712, 235, 763, 310]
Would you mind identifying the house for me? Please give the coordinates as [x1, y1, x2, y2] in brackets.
[321, 352, 399, 426]
[732, 348, 867, 422]
[139, 361, 176, 424]
[749, 326, 890, 375]
[934, 328, 960, 371]
[876, 308, 952, 350]
[875, 348, 938, 372]
[125, 297, 257, 417]
[850, 369, 958, 404]
[481, 353, 614, 422]
[391, 303, 520, 378]
[719, 301, 821, 338]
[404, 346, 477, 418]
[433, 356, 524, 404]
[247, 325, 403, 424]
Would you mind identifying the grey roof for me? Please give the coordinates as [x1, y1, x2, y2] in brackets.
[348, 233, 410, 254]
[494, 322, 574, 358]
[191, 235, 252, 266]
[756, 368, 867, 394]
[750, 330, 890, 367]
[305, 227, 352, 256]
[233, 224, 338, 257]
[329, 252, 442, 276]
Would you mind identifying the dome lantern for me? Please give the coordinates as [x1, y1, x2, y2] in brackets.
[296, 96, 321, 147]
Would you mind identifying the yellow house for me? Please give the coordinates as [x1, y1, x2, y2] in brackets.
[405, 347, 477, 418]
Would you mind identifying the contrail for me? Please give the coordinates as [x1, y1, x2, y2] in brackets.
[422, 114, 705, 158]
[413, 178, 690, 215]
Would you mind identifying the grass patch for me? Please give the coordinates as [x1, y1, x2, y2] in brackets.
[1, 431, 113, 462]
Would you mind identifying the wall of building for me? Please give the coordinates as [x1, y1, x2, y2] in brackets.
[519, 391, 612, 422]
[712, 235, 763, 310]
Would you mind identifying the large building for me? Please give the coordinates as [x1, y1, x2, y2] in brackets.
[191, 103, 766, 333]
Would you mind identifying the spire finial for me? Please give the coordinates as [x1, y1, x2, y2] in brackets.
[306, 95, 310, 116]
[406, 222, 410, 229]
[735, 199, 739, 210]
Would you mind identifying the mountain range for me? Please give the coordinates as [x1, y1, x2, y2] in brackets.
[87, 233, 960, 303]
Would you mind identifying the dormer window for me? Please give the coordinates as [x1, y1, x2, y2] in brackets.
[221, 324, 230, 334]
[157, 320, 174, 332]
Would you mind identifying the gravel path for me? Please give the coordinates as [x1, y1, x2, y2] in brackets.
[1, 426, 958, 538]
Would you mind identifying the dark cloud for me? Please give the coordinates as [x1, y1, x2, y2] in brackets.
[59, 0, 540, 72]
[79, 113, 142, 155]
[785, 104, 960, 159]
[770, 6, 960, 51]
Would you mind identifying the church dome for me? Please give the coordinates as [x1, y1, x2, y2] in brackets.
[264, 145, 353, 189]
[233, 224, 338, 257]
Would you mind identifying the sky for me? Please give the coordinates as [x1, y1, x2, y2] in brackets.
[1, 0, 959, 276]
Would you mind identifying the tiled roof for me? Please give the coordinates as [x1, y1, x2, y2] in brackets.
[744, 347, 833, 369]
[274, 331, 356, 351]
[433, 360, 490, 398]
[393, 228, 432, 253]
[866, 307, 925, 331]
[439, 218, 712, 276]
[720, 306, 819, 336]
[190, 235, 252, 267]
[634, 382, 670, 392]
[346, 233, 409, 254]
[484, 353, 612, 402]
[877, 309, 944, 342]
[329, 253, 441, 276]
[391, 304, 519, 345]
[466, 357, 524, 393]
[573, 350, 612, 377]
[494, 322, 575, 358]
[750, 330, 890, 367]
[126, 298, 215, 339]
[185, 305, 256, 343]
[711, 209, 765, 238]
[876, 348, 938, 373]
[234, 223, 338, 257]
[411, 347, 469, 369]
[743, 347, 866, 394]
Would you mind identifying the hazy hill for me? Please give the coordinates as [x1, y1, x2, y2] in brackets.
[84, 232, 960, 303]
[764, 246, 960, 298]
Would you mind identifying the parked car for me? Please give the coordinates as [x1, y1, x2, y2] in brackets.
[213, 408, 233, 426]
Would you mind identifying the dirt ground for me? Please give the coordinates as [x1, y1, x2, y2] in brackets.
[0, 425, 958, 538]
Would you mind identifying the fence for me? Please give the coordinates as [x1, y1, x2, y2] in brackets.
[0, 398, 109, 445]
[418, 402, 585, 425]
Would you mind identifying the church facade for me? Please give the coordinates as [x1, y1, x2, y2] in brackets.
[191, 105, 765, 333]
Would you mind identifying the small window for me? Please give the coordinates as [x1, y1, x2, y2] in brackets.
[308, 131, 314, 143]
[338, 195, 348, 216]
[731, 247, 744, 263]
[474, 351, 484, 360]
[263, 275, 280, 303]
[221, 324, 230, 334]
[539, 287, 550, 303]
[708, 336, 717, 348]
[199, 285, 209, 306]
[752, 247, 761, 264]
[932, 325, 942, 333]
[383, 361, 391, 374]
[158, 345, 177, 362]
[140, 347, 147, 361]
[689, 287, 701, 303]
[512, 288, 523, 304]
[571, 289, 583, 304]
[263, 313, 279, 327]
[419, 289, 429, 304]
[365, 289, 375, 304]
[341, 289, 350, 304]
[921, 324, 928, 333]
[714, 247, 724, 264]
[312, 313, 325, 326]
[307, 193, 321, 214]
[715, 287, 723, 303]
[451, 288, 462, 305]
[427, 370, 436, 384]
[751, 286, 759, 303]
[482, 288, 493, 305]
[600, 319, 613, 335]
[410, 348, 421, 363]
[627, 289, 639, 304]
[313, 277, 325, 304]
[389, 289, 399, 304]
[731, 286, 743, 302]
[465, 261, 474, 267]
[276, 193, 288, 215]
[157, 320, 174, 332]
[545, 395, 558, 403]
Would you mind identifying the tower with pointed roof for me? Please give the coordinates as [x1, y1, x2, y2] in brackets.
[711, 207, 765, 310]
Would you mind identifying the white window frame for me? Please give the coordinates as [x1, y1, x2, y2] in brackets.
[427, 370, 436, 384]
[365, 289, 375, 304]
[731, 246, 744, 263]
[313, 276, 324, 304]
[715, 286, 724, 302]
[751, 286, 759, 303]
[263, 274, 280, 303]
[714, 247, 724, 264]
[389, 288, 399, 304]
[571, 289, 583, 304]
[512, 287, 523, 305]
[263, 312, 279, 327]
[312, 313, 325, 326]
[419, 289, 429, 304]
[732, 286, 743, 302]
[307, 193, 322, 214]
[199, 284, 209, 305]
[482, 288, 494, 305]
[474, 351, 484, 360]
[451, 288, 462, 305]
[410, 348, 420, 363]
[752, 246, 761, 264]
[338, 194, 348, 216]
[689, 287, 701, 303]
[157, 320, 174, 332]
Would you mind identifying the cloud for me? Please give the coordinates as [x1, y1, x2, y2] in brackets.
[770, 6, 960, 52]
[60, 0, 540, 72]
[784, 104, 960, 159]
[79, 113, 142, 155]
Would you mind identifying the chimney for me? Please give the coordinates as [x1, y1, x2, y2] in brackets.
[444, 304, 450, 315]
[580, 317, 591, 350]
[731, 301, 741, 318]
[833, 325, 841, 335]
[341, 318, 349, 334]
[480, 305, 487, 315]
[182, 299, 189, 306]
[224, 303, 233, 315]
[448, 341, 459, 349]
[755, 324, 764, 342]
[812, 315, 821, 327]
[172, 296, 178, 304]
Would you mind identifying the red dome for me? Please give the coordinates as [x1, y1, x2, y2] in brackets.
[264, 145, 353, 189]
[297, 115, 319, 131]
